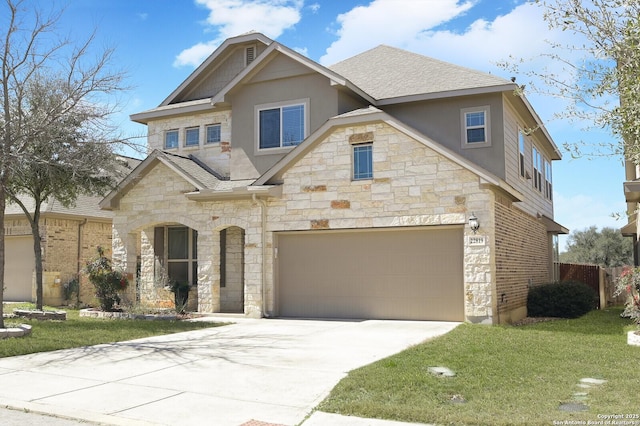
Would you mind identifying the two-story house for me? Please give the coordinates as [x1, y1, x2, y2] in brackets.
[101, 32, 566, 324]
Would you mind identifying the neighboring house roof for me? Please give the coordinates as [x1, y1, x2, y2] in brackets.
[328, 45, 515, 103]
[100, 150, 258, 209]
[5, 156, 141, 220]
[255, 106, 523, 202]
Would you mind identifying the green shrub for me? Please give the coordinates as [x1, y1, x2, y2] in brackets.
[84, 246, 129, 312]
[527, 281, 597, 318]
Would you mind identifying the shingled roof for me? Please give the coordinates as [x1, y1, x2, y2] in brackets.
[329, 45, 514, 102]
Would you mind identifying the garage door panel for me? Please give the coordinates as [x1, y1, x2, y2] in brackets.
[277, 227, 464, 321]
[5, 236, 35, 302]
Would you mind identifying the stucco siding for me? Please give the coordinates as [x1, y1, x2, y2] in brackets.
[229, 59, 341, 179]
[381, 93, 506, 179]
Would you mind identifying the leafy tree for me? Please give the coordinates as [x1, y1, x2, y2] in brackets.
[0, 0, 131, 326]
[5, 74, 125, 310]
[560, 226, 633, 267]
[500, 0, 640, 160]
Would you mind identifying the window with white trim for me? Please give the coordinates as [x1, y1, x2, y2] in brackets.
[206, 124, 221, 144]
[185, 127, 199, 147]
[257, 101, 306, 150]
[532, 146, 543, 192]
[544, 159, 553, 200]
[461, 106, 491, 147]
[353, 143, 373, 180]
[518, 130, 526, 178]
[165, 130, 179, 149]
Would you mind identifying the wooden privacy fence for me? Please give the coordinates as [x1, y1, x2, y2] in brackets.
[558, 263, 628, 309]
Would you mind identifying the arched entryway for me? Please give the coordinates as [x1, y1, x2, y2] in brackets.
[220, 226, 245, 313]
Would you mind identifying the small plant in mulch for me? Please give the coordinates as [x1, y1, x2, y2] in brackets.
[166, 281, 190, 314]
[84, 246, 129, 312]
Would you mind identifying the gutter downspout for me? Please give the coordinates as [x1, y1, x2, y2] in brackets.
[252, 194, 269, 318]
[77, 218, 88, 305]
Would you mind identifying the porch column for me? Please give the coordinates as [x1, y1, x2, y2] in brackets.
[197, 229, 219, 312]
[112, 226, 137, 305]
[139, 227, 156, 305]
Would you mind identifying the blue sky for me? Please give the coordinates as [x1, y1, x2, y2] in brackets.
[43, 0, 624, 249]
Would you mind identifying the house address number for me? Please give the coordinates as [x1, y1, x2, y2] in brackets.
[468, 235, 486, 246]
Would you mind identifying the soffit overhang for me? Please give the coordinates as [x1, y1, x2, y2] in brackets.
[624, 180, 640, 202]
[538, 214, 569, 235]
[621, 219, 637, 237]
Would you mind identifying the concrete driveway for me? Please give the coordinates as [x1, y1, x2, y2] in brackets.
[0, 317, 458, 426]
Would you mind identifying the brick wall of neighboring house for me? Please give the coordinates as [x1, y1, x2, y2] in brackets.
[4, 216, 114, 307]
[41, 217, 115, 307]
[494, 195, 550, 323]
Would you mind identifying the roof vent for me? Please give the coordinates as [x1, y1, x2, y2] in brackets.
[245, 46, 256, 66]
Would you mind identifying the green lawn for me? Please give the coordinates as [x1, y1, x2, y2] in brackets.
[1, 303, 223, 358]
[318, 308, 640, 426]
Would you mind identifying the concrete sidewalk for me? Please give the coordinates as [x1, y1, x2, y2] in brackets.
[0, 318, 457, 425]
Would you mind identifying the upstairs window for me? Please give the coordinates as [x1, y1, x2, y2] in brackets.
[461, 106, 491, 147]
[532, 146, 543, 192]
[257, 101, 306, 150]
[165, 130, 179, 149]
[206, 124, 221, 144]
[518, 130, 526, 179]
[353, 143, 373, 180]
[185, 127, 199, 147]
[544, 159, 553, 200]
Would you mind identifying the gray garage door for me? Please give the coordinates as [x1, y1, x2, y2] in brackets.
[276, 226, 464, 321]
[5, 236, 35, 301]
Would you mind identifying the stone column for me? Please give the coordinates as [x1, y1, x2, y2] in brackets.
[198, 229, 219, 313]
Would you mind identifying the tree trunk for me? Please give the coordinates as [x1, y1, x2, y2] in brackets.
[30, 209, 43, 311]
[0, 185, 5, 329]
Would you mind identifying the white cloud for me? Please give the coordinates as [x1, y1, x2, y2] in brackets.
[319, 0, 476, 65]
[174, 0, 303, 68]
[553, 191, 625, 250]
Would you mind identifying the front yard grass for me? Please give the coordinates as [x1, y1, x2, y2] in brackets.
[318, 308, 640, 426]
[1, 303, 223, 358]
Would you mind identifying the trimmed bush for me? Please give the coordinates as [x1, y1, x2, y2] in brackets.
[527, 281, 597, 318]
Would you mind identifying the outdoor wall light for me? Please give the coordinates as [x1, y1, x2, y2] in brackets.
[468, 212, 480, 234]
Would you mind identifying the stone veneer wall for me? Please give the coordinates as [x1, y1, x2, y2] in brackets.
[113, 121, 504, 322]
[112, 162, 264, 316]
[146, 110, 232, 177]
[220, 226, 244, 312]
[494, 195, 550, 323]
[265, 122, 496, 323]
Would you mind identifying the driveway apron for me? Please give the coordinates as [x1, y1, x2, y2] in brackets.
[0, 318, 459, 426]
